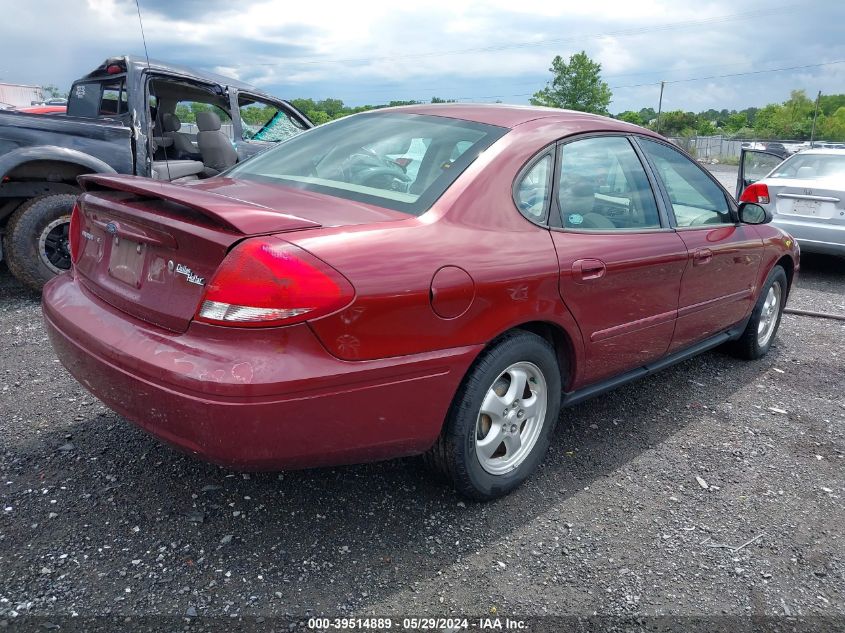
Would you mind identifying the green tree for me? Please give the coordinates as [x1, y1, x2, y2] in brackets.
[819, 94, 845, 116]
[724, 112, 749, 135]
[696, 119, 718, 136]
[530, 51, 612, 115]
[307, 110, 331, 125]
[638, 107, 657, 125]
[174, 103, 194, 123]
[290, 98, 317, 114]
[616, 110, 642, 125]
[41, 84, 67, 99]
[818, 106, 845, 141]
[316, 98, 345, 118]
[753, 91, 815, 139]
[656, 110, 698, 137]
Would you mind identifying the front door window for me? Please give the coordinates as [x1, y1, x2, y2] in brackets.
[238, 96, 306, 143]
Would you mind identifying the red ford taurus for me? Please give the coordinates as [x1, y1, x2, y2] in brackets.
[42, 105, 799, 499]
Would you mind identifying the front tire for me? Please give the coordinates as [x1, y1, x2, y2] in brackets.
[425, 330, 562, 500]
[4, 193, 77, 292]
[730, 265, 788, 360]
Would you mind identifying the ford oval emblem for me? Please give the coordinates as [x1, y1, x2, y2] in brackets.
[105, 222, 118, 235]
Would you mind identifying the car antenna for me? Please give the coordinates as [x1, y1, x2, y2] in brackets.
[134, 0, 171, 181]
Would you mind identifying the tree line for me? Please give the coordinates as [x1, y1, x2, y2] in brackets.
[616, 91, 845, 140]
[288, 97, 456, 124]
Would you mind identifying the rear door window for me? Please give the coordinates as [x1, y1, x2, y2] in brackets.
[68, 80, 127, 118]
[557, 136, 661, 230]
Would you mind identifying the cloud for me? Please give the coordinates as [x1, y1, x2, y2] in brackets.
[0, 0, 843, 113]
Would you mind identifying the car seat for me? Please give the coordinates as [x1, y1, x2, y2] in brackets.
[196, 111, 238, 174]
[162, 113, 200, 160]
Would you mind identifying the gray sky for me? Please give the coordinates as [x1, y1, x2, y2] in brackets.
[1, 0, 844, 113]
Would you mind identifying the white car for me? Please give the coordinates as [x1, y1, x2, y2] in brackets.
[737, 148, 845, 256]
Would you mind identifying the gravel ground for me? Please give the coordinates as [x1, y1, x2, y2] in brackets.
[706, 163, 741, 193]
[1, 244, 843, 629]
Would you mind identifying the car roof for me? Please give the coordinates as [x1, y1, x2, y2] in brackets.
[794, 148, 845, 155]
[376, 103, 655, 134]
[78, 56, 278, 100]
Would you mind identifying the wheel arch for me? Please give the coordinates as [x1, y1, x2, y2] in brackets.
[490, 320, 578, 392]
[0, 146, 116, 185]
[774, 255, 795, 297]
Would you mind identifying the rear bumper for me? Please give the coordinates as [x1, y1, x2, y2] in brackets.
[42, 274, 481, 470]
[773, 217, 845, 256]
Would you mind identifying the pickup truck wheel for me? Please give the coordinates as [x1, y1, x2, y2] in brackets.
[5, 193, 77, 291]
[424, 330, 562, 500]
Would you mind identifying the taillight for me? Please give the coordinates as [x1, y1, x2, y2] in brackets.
[195, 238, 354, 328]
[740, 182, 770, 205]
[69, 202, 82, 264]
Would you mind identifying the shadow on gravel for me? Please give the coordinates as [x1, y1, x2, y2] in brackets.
[0, 261, 40, 300]
[794, 253, 845, 289]
[0, 263, 803, 614]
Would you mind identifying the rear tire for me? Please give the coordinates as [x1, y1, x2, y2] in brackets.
[729, 265, 787, 360]
[4, 193, 77, 292]
[424, 330, 562, 500]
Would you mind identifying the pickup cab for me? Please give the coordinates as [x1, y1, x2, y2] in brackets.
[0, 55, 311, 290]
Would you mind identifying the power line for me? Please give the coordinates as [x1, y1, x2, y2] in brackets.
[381, 59, 845, 104]
[260, 3, 801, 68]
[609, 59, 845, 90]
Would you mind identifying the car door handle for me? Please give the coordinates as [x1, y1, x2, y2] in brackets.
[572, 258, 606, 281]
[693, 249, 713, 266]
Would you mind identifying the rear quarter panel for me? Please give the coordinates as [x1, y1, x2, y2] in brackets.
[284, 122, 587, 385]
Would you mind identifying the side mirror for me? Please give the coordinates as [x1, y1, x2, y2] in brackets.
[738, 201, 772, 225]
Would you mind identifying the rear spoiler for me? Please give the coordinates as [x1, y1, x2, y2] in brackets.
[79, 174, 321, 234]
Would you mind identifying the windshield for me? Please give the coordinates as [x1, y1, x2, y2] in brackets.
[227, 112, 507, 215]
[769, 153, 845, 180]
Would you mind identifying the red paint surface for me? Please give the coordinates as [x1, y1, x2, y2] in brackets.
[43, 106, 798, 470]
[430, 266, 475, 319]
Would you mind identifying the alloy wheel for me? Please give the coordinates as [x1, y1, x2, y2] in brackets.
[475, 361, 548, 475]
[757, 281, 782, 347]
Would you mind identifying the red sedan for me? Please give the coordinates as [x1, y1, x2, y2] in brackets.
[17, 105, 67, 115]
[42, 105, 798, 499]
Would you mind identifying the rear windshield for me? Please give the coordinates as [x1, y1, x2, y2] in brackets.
[226, 112, 507, 215]
[67, 79, 127, 118]
[770, 153, 845, 180]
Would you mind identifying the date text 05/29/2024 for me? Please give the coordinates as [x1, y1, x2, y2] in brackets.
[307, 617, 528, 630]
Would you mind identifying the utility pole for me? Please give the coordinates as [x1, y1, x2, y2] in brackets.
[656, 81, 665, 133]
[810, 90, 821, 148]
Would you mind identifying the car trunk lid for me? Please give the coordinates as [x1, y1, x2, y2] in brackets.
[770, 178, 844, 226]
[74, 175, 324, 332]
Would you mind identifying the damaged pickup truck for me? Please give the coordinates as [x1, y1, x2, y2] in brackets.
[0, 56, 311, 290]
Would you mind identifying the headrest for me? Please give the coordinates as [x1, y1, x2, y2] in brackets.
[196, 111, 221, 132]
[161, 113, 181, 132]
[795, 165, 815, 179]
